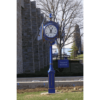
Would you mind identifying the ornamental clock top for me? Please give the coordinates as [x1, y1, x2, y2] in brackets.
[43, 14, 59, 43]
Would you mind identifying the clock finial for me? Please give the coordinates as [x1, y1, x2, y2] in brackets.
[49, 13, 52, 21]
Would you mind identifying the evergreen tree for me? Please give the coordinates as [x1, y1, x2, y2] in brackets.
[68, 42, 78, 59]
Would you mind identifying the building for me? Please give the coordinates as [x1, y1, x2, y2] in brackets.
[17, 0, 49, 74]
[74, 24, 81, 55]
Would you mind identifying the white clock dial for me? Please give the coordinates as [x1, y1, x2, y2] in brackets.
[45, 25, 57, 38]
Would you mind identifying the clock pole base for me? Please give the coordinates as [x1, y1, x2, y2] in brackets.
[48, 88, 55, 93]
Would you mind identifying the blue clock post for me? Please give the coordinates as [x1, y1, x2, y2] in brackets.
[43, 13, 59, 93]
[48, 13, 55, 93]
[48, 42, 55, 93]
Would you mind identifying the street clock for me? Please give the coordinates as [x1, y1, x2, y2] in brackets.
[42, 13, 60, 93]
[45, 25, 57, 38]
[43, 21, 59, 43]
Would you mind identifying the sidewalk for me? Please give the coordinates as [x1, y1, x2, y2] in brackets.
[17, 76, 83, 82]
[17, 76, 83, 89]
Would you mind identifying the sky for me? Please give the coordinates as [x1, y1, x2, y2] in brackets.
[31, 0, 83, 49]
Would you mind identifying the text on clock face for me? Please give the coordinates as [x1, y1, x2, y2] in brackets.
[45, 25, 57, 37]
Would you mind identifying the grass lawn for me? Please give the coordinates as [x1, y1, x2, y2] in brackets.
[17, 91, 83, 100]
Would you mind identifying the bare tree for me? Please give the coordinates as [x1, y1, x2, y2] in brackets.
[35, 0, 83, 58]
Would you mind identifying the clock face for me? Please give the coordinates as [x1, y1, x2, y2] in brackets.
[45, 25, 57, 38]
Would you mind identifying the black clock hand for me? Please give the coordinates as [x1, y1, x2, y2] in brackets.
[50, 29, 52, 33]
[50, 26, 53, 33]
[48, 26, 52, 34]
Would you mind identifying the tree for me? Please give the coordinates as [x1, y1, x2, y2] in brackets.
[68, 42, 78, 59]
[35, 0, 83, 58]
